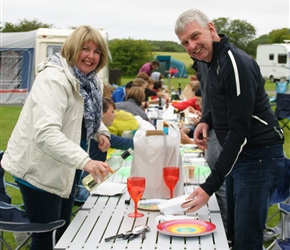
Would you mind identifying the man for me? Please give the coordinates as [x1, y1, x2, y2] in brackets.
[175, 9, 284, 250]
[138, 59, 160, 76]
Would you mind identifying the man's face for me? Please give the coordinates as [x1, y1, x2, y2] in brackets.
[178, 21, 216, 63]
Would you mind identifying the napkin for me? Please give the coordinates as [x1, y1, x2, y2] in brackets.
[90, 182, 127, 196]
[157, 194, 193, 215]
[155, 214, 199, 222]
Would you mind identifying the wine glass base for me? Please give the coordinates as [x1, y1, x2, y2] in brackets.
[128, 212, 144, 218]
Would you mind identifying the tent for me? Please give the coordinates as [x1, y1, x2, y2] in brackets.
[0, 30, 37, 104]
[155, 55, 188, 78]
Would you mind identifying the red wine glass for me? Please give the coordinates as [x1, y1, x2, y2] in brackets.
[163, 166, 179, 198]
[127, 177, 146, 218]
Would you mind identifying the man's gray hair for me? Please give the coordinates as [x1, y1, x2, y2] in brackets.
[175, 9, 210, 36]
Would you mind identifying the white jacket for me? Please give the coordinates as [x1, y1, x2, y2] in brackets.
[1, 54, 109, 198]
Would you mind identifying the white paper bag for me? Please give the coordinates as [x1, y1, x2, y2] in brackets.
[130, 123, 184, 199]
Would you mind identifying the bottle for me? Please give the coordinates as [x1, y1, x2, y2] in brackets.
[170, 87, 176, 101]
[82, 148, 133, 192]
[158, 97, 164, 119]
[177, 82, 182, 95]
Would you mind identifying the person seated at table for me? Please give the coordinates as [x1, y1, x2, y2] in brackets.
[150, 72, 167, 94]
[189, 74, 201, 92]
[132, 77, 148, 92]
[136, 72, 159, 105]
[182, 74, 201, 100]
[115, 87, 149, 121]
[103, 83, 115, 98]
[145, 77, 159, 105]
[150, 71, 163, 82]
[136, 72, 150, 83]
[177, 88, 202, 139]
[112, 80, 133, 103]
[172, 88, 202, 112]
[90, 97, 135, 162]
[151, 80, 170, 104]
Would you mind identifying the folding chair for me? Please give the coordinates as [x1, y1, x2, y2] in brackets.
[0, 151, 65, 250]
[275, 93, 290, 131]
[269, 79, 289, 105]
[264, 156, 290, 250]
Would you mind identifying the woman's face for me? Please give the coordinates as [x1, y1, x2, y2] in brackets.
[75, 40, 101, 75]
[102, 104, 116, 127]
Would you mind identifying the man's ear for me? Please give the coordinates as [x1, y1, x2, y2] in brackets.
[208, 22, 217, 37]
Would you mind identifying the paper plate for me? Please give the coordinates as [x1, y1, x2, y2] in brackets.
[137, 199, 166, 211]
[157, 219, 216, 237]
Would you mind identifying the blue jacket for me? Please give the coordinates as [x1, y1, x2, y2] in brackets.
[89, 134, 134, 161]
[193, 35, 284, 196]
[112, 86, 126, 103]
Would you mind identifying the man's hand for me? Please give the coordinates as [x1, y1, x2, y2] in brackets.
[193, 122, 209, 150]
[181, 186, 210, 213]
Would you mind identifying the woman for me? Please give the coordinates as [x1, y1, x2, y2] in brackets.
[1, 25, 110, 249]
[115, 86, 149, 121]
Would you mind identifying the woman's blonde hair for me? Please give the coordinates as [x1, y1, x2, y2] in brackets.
[61, 25, 109, 73]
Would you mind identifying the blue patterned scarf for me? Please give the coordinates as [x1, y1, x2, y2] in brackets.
[74, 67, 102, 140]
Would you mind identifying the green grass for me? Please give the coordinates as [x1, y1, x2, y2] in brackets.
[0, 106, 22, 150]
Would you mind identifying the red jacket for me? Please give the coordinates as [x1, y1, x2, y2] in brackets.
[171, 97, 201, 111]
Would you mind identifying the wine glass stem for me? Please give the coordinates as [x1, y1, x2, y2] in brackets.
[170, 189, 173, 199]
[134, 201, 138, 215]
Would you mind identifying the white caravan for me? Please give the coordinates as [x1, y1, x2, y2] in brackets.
[0, 28, 109, 104]
[256, 42, 290, 82]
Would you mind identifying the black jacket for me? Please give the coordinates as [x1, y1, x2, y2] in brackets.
[193, 35, 284, 196]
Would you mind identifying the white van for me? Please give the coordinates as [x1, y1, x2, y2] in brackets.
[256, 42, 290, 82]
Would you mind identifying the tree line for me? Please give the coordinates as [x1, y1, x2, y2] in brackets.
[1, 18, 289, 76]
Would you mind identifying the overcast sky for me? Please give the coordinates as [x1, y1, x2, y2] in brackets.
[1, 0, 289, 43]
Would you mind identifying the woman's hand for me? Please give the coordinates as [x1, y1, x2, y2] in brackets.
[84, 160, 109, 183]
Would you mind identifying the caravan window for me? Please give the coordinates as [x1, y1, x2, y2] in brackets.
[0, 51, 23, 89]
[47, 45, 62, 57]
[278, 54, 287, 64]
[269, 54, 274, 60]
